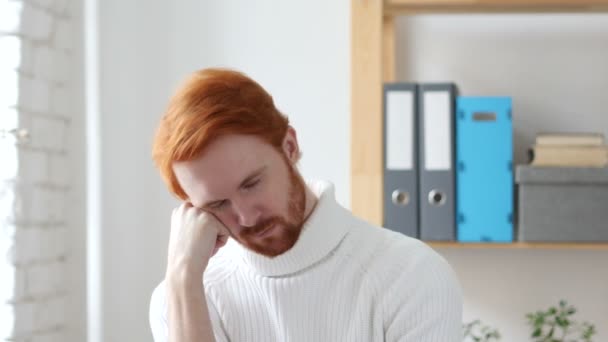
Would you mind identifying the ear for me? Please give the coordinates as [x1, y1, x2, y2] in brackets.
[282, 126, 301, 164]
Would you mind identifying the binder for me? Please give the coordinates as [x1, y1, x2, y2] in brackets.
[456, 96, 514, 243]
[383, 83, 418, 238]
[417, 83, 458, 241]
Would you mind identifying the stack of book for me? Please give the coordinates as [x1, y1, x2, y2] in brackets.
[528, 132, 608, 167]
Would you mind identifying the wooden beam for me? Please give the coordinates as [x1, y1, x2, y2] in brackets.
[385, 0, 608, 14]
[382, 15, 396, 83]
[429, 242, 608, 250]
[389, 0, 608, 5]
[351, 0, 384, 225]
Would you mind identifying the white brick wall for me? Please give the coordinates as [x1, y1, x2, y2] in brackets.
[20, 4, 54, 42]
[50, 86, 71, 117]
[1, 0, 77, 341]
[10, 228, 66, 265]
[18, 40, 36, 76]
[19, 77, 51, 114]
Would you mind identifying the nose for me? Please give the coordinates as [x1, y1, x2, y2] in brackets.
[232, 199, 260, 228]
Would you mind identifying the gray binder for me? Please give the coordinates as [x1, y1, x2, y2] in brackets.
[417, 83, 457, 241]
[383, 83, 419, 238]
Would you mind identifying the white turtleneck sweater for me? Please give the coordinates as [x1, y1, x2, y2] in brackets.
[150, 181, 463, 342]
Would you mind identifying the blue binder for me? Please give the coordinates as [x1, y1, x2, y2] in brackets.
[456, 97, 513, 242]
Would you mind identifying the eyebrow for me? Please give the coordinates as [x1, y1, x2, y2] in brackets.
[201, 166, 267, 209]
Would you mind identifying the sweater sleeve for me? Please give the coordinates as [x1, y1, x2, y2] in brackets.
[149, 282, 168, 342]
[380, 242, 463, 342]
[149, 280, 230, 342]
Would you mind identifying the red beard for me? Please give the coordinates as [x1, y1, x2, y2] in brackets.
[234, 159, 306, 257]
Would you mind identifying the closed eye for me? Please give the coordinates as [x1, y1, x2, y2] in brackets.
[243, 179, 260, 190]
[209, 200, 228, 210]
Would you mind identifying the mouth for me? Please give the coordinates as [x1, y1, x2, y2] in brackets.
[255, 223, 276, 238]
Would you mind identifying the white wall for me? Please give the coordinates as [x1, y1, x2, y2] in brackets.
[95, 2, 607, 341]
[165, 1, 351, 206]
[97, 2, 173, 342]
[1, 0, 86, 341]
[68, 0, 87, 340]
[396, 14, 608, 341]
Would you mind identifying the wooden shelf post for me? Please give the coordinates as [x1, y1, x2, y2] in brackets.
[351, 0, 399, 225]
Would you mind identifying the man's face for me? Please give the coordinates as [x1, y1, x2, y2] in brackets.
[172, 131, 307, 257]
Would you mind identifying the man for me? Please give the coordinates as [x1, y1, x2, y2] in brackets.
[149, 68, 463, 342]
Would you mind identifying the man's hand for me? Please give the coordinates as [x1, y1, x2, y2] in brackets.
[166, 202, 230, 280]
[163, 203, 227, 342]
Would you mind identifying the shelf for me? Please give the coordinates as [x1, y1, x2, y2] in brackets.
[385, 0, 608, 15]
[428, 241, 608, 250]
[350, 0, 608, 226]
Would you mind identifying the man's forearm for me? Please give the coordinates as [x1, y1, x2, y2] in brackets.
[167, 273, 216, 342]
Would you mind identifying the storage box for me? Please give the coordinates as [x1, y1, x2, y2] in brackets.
[516, 165, 608, 242]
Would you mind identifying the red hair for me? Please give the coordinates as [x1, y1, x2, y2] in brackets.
[152, 68, 289, 200]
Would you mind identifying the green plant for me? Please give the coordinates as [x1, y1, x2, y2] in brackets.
[526, 300, 597, 342]
[463, 319, 501, 342]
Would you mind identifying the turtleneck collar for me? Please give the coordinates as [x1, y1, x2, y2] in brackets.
[233, 180, 350, 277]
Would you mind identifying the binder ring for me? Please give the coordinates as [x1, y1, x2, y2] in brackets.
[428, 189, 446, 206]
[391, 189, 410, 206]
